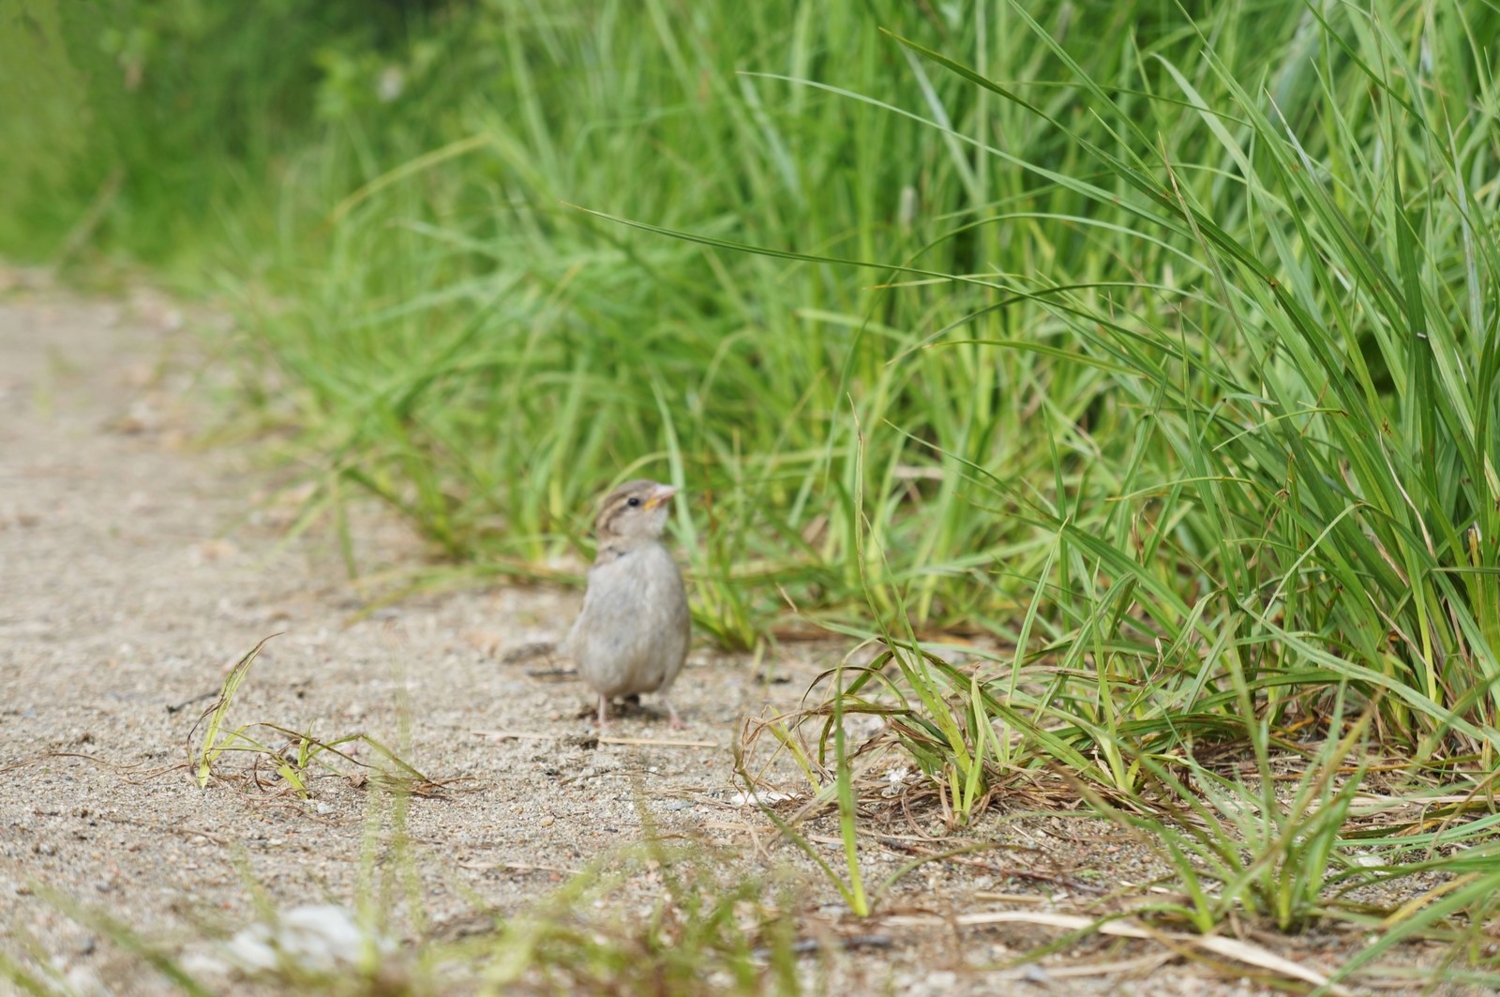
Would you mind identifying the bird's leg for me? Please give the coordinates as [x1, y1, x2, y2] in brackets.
[597, 694, 611, 728]
[663, 697, 685, 730]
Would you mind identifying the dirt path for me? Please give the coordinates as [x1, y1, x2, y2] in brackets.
[0, 280, 808, 990]
[0, 281, 1476, 996]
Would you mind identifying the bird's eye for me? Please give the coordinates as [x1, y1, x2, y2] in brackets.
[626, 496, 641, 508]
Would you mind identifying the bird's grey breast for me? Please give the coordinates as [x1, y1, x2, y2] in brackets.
[569, 542, 687, 695]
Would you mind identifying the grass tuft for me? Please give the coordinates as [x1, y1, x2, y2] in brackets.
[189, 635, 436, 798]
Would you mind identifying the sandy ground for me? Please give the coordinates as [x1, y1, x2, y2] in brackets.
[0, 280, 1483, 995]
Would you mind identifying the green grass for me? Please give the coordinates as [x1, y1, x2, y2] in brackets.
[7, 0, 1500, 987]
[208, 0, 1302, 643]
[189, 633, 435, 797]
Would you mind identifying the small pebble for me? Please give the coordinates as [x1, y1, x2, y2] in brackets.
[1021, 964, 1052, 984]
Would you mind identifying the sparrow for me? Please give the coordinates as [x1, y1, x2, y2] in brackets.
[564, 479, 691, 727]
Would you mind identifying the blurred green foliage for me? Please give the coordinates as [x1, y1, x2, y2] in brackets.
[0, 0, 428, 261]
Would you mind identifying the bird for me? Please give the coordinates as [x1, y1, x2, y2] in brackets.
[564, 479, 691, 727]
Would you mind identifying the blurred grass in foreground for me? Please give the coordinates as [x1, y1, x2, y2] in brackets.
[7, 0, 1500, 978]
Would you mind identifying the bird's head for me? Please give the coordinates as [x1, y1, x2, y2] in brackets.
[595, 479, 677, 545]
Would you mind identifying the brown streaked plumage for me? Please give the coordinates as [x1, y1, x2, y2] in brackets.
[563, 479, 691, 727]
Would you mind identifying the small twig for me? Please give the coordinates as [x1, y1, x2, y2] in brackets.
[524, 668, 576, 681]
[473, 730, 717, 748]
[875, 836, 1104, 895]
[166, 691, 219, 714]
[500, 642, 559, 664]
[785, 934, 894, 955]
[899, 785, 944, 838]
[877, 911, 1351, 996]
[459, 860, 582, 876]
[95, 813, 232, 846]
[0, 751, 180, 782]
[972, 892, 1048, 905]
[992, 953, 1174, 981]
[599, 736, 718, 748]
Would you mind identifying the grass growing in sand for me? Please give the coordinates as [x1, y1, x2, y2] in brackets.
[7, 0, 1500, 989]
[189, 635, 435, 799]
